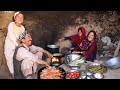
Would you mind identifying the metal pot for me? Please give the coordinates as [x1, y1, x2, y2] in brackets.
[105, 57, 120, 69]
[51, 62, 61, 67]
[46, 45, 60, 54]
[60, 47, 71, 56]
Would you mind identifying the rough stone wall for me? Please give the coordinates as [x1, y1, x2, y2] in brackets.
[0, 11, 120, 66]
[22, 11, 120, 50]
[0, 11, 15, 65]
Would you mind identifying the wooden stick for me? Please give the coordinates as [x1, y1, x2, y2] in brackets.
[114, 40, 120, 57]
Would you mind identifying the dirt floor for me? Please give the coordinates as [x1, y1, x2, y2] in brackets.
[0, 58, 120, 79]
[0, 64, 12, 79]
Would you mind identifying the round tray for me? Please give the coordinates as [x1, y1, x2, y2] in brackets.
[86, 63, 107, 74]
[38, 66, 66, 79]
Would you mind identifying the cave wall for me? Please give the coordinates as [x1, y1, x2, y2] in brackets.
[0, 11, 15, 65]
[22, 11, 120, 50]
[0, 11, 120, 66]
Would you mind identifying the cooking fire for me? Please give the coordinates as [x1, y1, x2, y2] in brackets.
[52, 57, 60, 62]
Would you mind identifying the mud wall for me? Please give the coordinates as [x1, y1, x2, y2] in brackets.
[0, 11, 120, 65]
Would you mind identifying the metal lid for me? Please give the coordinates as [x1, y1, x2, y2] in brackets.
[47, 45, 60, 48]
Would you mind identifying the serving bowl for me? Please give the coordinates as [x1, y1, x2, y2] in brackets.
[66, 54, 82, 61]
[93, 73, 104, 79]
[66, 69, 81, 79]
[65, 54, 85, 69]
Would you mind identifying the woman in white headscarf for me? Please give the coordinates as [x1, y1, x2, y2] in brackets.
[4, 11, 25, 77]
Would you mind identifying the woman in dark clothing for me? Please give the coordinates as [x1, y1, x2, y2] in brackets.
[59, 27, 86, 50]
[72, 30, 97, 62]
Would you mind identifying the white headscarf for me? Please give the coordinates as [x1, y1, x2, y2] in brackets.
[14, 11, 20, 19]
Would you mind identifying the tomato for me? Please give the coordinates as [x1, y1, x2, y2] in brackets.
[67, 71, 80, 78]
[40, 67, 64, 79]
[72, 75, 75, 78]
[77, 73, 80, 76]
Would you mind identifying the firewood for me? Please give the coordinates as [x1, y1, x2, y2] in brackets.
[114, 40, 120, 57]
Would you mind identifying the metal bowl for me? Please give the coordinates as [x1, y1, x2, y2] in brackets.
[51, 62, 61, 67]
[93, 73, 104, 79]
[66, 69, 80, 79]
[65, 54, 84, 70]
[69, 66, 81, 70]
[66, 54, 81, 61]
[105, 57, 120, 69]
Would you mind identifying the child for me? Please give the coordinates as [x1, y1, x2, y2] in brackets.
[4, 11, 25, 78]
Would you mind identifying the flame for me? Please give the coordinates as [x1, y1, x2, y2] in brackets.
[52, 57, 59, 62]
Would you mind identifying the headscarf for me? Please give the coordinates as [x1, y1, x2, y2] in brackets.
[70, 27, 86, 44]
[78, 30, 97, 51]
[14, 11, 20, 19]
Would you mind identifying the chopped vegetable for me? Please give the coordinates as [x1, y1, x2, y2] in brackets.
[88, 65, 107, 73]
[67, 71, 80, 79]
[69, 57, 86, 66]
[40, 67, 64, 79]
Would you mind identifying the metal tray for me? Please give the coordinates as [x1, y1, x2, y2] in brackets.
[86, 63, 107, 74]
[38, 66, 66, 79]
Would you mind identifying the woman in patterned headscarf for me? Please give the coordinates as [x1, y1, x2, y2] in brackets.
[4, 11, 25, 78]
[72, 30, 97, 62]
[59, 27, 86, 50]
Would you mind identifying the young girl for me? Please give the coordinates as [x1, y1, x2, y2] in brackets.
[4, 12, 25, 77]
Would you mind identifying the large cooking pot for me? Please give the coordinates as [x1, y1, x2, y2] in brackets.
[105, 57, 120, 69]
[46, 45, 60, 54]
[60, 47, 71, 56]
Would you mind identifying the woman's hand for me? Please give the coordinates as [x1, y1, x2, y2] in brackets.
[72, 51, 80, 54]
[70, 48, 75, 51]
[58, 38, 65, 42]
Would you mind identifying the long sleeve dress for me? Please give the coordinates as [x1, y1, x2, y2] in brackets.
[4, 22, 25, 74]
[77, 37, 97, 61]
[64, 27, 86, 49]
